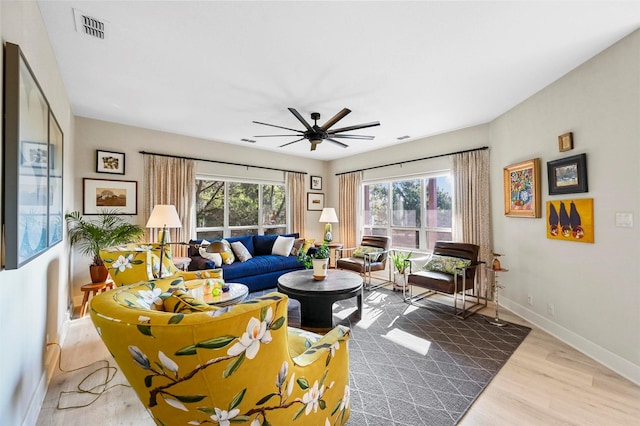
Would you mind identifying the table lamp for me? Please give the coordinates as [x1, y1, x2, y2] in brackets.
[319, 207, 339, 243]
[146, 204, 182, 278]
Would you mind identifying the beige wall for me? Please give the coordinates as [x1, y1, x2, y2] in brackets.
[490, 30, 639, 382]
[0, 2, 75, 425]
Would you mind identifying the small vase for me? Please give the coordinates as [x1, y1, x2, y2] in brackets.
[312, 258, 329, 280]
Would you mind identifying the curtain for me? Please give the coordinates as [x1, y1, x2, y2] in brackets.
[452, 149, 492, 298]
[286, 172, 306, 235]
[143, 154, 195, 257]
[338, 171, 362, 250]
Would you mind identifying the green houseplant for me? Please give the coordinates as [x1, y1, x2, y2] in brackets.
[298, 243, 331, 280]
[391, 250, 412, 289]
[65, 210, 145, 282]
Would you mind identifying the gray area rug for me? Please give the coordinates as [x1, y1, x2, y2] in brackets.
[250, 287, 530, 426]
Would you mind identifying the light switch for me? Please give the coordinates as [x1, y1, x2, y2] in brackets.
[615, 212, 633, 228]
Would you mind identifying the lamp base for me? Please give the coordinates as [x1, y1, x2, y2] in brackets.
[324, 223, 332, 243]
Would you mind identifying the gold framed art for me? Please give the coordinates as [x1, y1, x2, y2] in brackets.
[503, 158, 542, 218]
[558, 132, 573, 152]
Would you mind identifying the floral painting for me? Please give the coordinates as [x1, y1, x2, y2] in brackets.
[503, 158, 541, 218]
[546, 198, 594, 243]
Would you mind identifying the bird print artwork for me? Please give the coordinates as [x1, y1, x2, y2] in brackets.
[546, 199, 594, 243]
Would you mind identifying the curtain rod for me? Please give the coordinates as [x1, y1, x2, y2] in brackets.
[139, 151, 307, 175]
[335, 146, 489, 176]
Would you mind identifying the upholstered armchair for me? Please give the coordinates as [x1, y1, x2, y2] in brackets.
[100, 243, 223, 287]
[89, 277, 351, 425]
[336, 235, 391, 289]
[406, 240, 486, 318]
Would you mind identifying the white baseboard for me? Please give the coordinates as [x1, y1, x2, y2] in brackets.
[500, 297, 640, 386]
[24, 312, 71, 426]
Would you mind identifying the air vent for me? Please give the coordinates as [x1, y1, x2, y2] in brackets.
[73, 8, 109, 40]
[397, 135, 410, 140]
[240, 138, 256, 143]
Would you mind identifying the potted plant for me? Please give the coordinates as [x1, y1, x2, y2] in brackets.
[65, 210, 145, 283]
[391, 250, 412, 290]
[298, 244, 331, 280]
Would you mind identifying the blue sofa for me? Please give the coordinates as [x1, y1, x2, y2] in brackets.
[188, 234, 308, 292]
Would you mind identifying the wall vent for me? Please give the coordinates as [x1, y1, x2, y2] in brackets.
[240, 139, 256, 143]
[73, 8, 109, 40]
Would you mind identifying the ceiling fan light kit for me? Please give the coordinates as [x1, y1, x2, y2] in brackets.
[253, 107, 380, 151]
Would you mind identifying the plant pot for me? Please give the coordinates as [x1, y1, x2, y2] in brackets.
[312, 258, 329, 280]
[90, 264, 109, 283]
[393, 271, 407, 291]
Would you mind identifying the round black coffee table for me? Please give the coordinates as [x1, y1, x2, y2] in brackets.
[277, 269, 363, 330]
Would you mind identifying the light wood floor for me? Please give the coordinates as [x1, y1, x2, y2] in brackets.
[37, 277, 640, 426]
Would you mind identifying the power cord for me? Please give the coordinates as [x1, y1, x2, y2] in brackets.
[47, 342, 131, 410]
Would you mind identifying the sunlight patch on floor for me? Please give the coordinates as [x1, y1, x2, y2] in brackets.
[382, 328, 432, 356]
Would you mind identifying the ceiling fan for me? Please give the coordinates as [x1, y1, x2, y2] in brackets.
[253, 108, 380, 151]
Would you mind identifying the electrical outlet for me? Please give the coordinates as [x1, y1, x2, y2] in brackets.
[527, 295, 533, 306]
[547, 303, 555, 316]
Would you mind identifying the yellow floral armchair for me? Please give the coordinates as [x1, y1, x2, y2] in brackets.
[89, 277, 351, 425]
[100, 243, 223, 287]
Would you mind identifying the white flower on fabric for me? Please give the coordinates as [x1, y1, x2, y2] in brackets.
[227, 307, 273, 359]
[112, 254, 134, 272]
[210, 407, 240, 426]
[159, 351, 179, 374]
[138, 288, 162, 309]
[277, 361, 288, 388]
[302, 380, 323, 415]
[340, 385, 350, 410]
[128, 345, 150, 370]
[163, 395, 188, 411]
[138, 315, 151, 323]
[250, 418, 260, 426]
[287, 372, 296, 397]
[325, 419, 331, 426]
[329, 341, 340, 357]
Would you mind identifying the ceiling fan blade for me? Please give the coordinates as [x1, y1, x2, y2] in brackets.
[326, 138, 349, 148]
[330, 121, 380, 133]
[288, 108, 313, 131]
[327, 134, 375, 140]
[253, 121, 303, 133]
[279, 137, 306, 148]
[321, 108, 351, 131]
[254, 134, 301, 138]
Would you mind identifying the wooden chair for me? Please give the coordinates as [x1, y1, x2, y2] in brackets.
[336, 235, 391, 290]
[406, 241, 486, 318]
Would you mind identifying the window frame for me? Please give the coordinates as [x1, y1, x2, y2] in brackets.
[195, 176, 287, 238]
[361, 171, 453, 251]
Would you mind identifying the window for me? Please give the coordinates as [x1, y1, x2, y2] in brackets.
[363, 173, 452, 251]
[196, 178, 286, 240]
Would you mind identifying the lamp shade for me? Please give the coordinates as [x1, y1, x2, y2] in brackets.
[319, 208, 339, 223]
[146, 205, 182, 228]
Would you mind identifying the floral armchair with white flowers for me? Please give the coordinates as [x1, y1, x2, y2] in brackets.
[89, 276, 351, 425]
[100, 243, 223, 287]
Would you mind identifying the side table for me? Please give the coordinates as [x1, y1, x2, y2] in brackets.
[486, 267, 508, 327]
[80, 280, 114, 317]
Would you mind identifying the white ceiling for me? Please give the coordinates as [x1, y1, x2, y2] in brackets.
[38, 1, 640, 160]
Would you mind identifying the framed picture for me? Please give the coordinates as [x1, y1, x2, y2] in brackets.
[3, 42, 64, 269]
[547, 153, 588, 195]
[503, 158, 542, 218]
[310, 175, 322, 190]
[558, 132, 573, 152]
[307, 192, 324, 211]
[96, 150, 125, 174]
[83, 178, 138, 215]
[546, 198, 594, 243]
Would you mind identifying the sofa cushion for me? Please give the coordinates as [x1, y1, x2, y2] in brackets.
[253, 235, 278, 256]
[231, 241, 253, 262]
[290, 238, 304, 256]
[272, 236, 295, 257]
[353, 245, 384, 262]
[163, 289, 216, 313]
[221, 255, 302, 281]
[199, 248, 222, 267]
[225, 235, 255, 256]
[424, 254, 471, 276]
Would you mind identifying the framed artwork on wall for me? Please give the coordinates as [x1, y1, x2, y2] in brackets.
[310, 175, 322, 190]
[3, 42, 64, 269]
[307, 192, 324, 211]
[83, 178, 138, 215]
[503, 158, 542, 218]
[558, 132, 573, 152]
[96, 150, 125, 174]
[547, 153, 588, 195]
[546, 198, 594, 243]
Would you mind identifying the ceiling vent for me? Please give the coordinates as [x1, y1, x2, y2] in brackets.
[73, 8, 109, 40]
